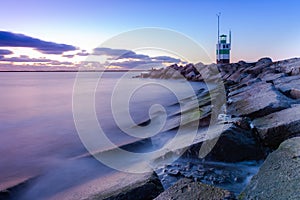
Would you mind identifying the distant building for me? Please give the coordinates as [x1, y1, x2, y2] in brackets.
[216, 14, 231, 64]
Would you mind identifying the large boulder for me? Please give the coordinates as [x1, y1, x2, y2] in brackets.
[252, 104, 300, 148]
[273, 75, 300, 99]
[149, 69, 163, 79]
[195, 63, 222, 82]
[245, 57, 272, 76]
[227, 82, 291, 118]
[162, 67, 176, 79]
[154, 178, 234, 200]
[205, 124, 266, 162]
[271, 57, 300, 75]
[226, 69, 248, 84]
[99, 172, 164, 200]
[184, 124, 266, 162]
[171, 70, 184, 79]
[240, 137, 300, 200]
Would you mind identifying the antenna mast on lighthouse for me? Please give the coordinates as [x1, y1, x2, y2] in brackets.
[217, 12, 221, 63]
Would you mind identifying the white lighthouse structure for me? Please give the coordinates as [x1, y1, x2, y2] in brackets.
[216, 13, 231, 64]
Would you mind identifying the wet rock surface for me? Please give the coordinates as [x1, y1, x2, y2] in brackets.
[252, 104, 300, 148]
[99, 172, 163, 200]
[154, 178, 235, 200]
[227, 82, 291, 118]
[240, 137, 300, 200]
[207, 125, 266, 162]
[155, 158, 262, 195]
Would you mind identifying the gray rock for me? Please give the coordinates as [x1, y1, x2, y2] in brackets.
[290, 88, 300, 99]
[163, 67, 176, 79]
[272, 57, 300, 75]
[273, 75, 300, 99]
[185, 70, 196, 80]
[149, 69, 163, 79]
[154, 178, 234, 200]
[226, 69, 246, 84]
[252, 104, 300, 148]
[171, 70, 184, 79]
[184, 124, 266, 162]
[260, 72, 284, 82]
[89, 172, 163, 200]
[239, 58, 272, 77]
[257, 57, 273, 66]
[184, 63, 196, 74]
[240, 137, 300, 200]
[227, 82, 291, 118]
[207, 124, 265, 162]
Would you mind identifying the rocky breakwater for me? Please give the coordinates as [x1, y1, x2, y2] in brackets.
[139, 57, 300, 199]
[143, 57, 300, 149]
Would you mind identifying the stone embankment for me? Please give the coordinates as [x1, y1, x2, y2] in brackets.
[137, 57, 300, 199]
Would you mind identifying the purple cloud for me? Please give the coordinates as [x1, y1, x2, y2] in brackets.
[93, 47, 150, 60]
[0, 55, 52, 62]
[0, 31, 77, 54]
[0, 49, 13, 56]
[76, 50, 89, 56]
[62, 54, 74, 58]
[152, 56, 181, 63]
[63, 50, 89, 58]
[93, 47, 128, 56]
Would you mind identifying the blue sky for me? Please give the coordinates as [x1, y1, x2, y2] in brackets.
[0, 0, 299, 70]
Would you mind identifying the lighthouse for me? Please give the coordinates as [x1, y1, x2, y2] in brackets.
[216, 14, 231, 64]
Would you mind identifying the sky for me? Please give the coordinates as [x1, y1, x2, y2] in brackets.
[0, 0, 300, 71]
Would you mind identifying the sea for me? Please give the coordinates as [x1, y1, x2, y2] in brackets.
[0, 72, 261, 199]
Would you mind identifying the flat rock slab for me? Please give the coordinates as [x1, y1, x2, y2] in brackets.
[50, 171, 163, 200]
[273, 75, 300, 99]
[154, 178, 234, 200]
[272, 57, 300, 75]
[227, 82, 290, 118]
[253, 104, 300, 148]
[90, 172, 163, 200]
[240, 137, 300, 200]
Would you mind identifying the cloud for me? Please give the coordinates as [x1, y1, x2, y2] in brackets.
[50, 61, 73, 65]
[0, 55, 52, 62]
[93, 47, 128, 56]
[152, 56, 181, 63]
[120, 51, 150, 60]
[93, 47, 150, 60]
[76, 50, 89, 56]
[62, 54, 74, 58]
[63, 50, 89, 58]
[0, 31, 77, 54]
[90, 47, 182, 69]
[0, 62, 79, 71]
[0, 49, 13, 56]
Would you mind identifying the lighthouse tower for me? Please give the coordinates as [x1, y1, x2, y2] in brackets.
[216, 14, 231, 64]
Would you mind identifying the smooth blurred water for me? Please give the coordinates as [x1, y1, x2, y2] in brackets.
[0, 72, 205, 197]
